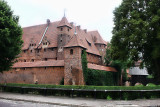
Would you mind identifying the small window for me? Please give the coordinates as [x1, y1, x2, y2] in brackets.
[31, 59, 34, 62]
[68, 29, 70, 32]
[32, 44, 33, 46]
[23, 50, 26, 53]
[44, 49, 46, 52]
[37, 49, 39, 53]
[60, 40, 62, 42]
[61, 28, 63, 31]
[60, 34, 63, 37]
[44, 58, 47, 61]
[45, 67, 47, 69]
[51, 48, 54, 51]
[70, 49, 73, 55]
[24, 59, 26, 62]
[30, 50, 32, 53]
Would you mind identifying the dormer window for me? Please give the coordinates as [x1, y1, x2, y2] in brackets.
[70, 49, 73, 55]
[86, 39, 91, 46]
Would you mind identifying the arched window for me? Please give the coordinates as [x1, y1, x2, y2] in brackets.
[70, 49, 73, 55]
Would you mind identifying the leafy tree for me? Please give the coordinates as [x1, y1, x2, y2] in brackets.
[0, 0, 23, 72]
[105, 43, 129, 85]
[111, 0, 160, 83]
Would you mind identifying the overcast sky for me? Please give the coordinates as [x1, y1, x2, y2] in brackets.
[6, 0, 122, 42]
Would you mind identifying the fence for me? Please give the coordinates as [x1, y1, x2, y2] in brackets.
[0, 85, 160, 100]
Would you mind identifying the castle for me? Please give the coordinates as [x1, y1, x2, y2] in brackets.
[0, 16, 116, 85]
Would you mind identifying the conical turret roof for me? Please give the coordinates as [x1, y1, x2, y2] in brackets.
[57, 16, 72, 28]
[64, 34, 86, 49]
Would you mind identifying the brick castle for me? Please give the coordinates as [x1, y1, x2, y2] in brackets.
[0, 16, 116, 85]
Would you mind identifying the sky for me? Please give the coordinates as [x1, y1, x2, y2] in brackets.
[5, 0, 122, 42]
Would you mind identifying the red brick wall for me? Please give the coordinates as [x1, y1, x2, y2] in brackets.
[95, 44, 106, 65]
[19, 47, 57, 62]
[0, 66, 64, 85]
[64, 47, 84, 85]
[87, 53, 101, 65]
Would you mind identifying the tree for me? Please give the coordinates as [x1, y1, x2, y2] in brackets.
[111, 0, 160, 83]
[0, 0, 23, 72]
[105, 43, 129, 85]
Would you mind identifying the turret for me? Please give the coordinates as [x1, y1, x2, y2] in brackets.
[57, 16, 72, 60]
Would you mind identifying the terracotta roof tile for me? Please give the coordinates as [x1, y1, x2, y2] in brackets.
[22, 21, 59, 50]
[64, 34, 86, 49]
[88, 63, 117, 72]
[22, 17, 107, 56]
[88, 31, 106, 45]
[13, 60, 64, 68]
[57, 16, 72, 28]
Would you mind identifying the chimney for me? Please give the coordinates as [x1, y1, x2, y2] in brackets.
[47, 19, 50, 26]
[77, 25, 81, 29]
[84, 29, 87, 33]
[70, 22, 74, 27]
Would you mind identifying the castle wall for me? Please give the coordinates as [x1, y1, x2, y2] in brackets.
[95, 44, 106, 65]
[87, 53, 101, 65]
[0, 66, 64, 85]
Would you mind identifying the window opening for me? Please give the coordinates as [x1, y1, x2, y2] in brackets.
[70, 49, 73, 55]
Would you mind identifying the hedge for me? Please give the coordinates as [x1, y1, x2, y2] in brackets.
[1, 83, 160, 90]
[1, 83, 160, 100]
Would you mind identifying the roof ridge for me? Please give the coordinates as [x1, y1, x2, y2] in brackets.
[23, 21, 60, 29]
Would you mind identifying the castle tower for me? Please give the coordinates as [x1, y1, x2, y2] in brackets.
[63, 31, 86, 85]
[57, 16, 72, 60]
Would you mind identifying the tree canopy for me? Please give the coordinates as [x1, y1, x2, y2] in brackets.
[111, 0, 160, 83]
[0, 0, 23, 72]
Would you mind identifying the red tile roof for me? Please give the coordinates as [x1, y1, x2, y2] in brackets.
[22, 17, 107, 56]
[22, 21, 59, 50]
[64, 34, 86, 49]
[88, 63, 117, 72]
[13, 60, 64, 68]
